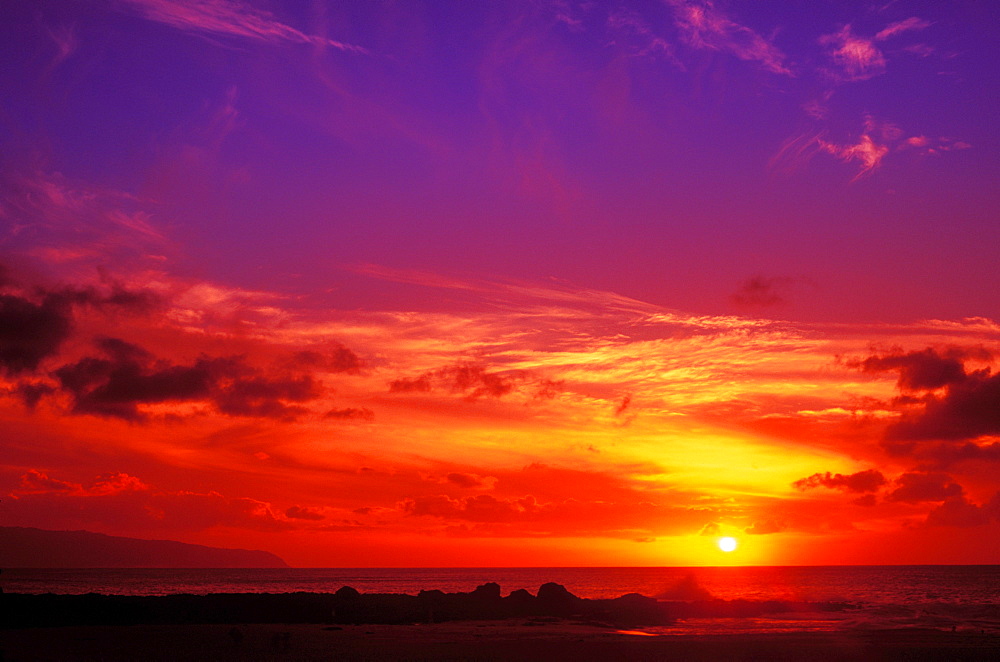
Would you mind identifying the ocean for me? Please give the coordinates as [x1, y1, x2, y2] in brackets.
[6, 566, 1000, 635]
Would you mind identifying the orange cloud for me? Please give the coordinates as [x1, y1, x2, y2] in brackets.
[5, 257, 1000, 564]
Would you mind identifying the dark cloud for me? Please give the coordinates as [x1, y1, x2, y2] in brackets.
[886, 370, 1000, 442]
[399, 494, 536, 522]
[439, 364, 517, 398]
[921, 441, 1000, 468]
[54, 337, 321, 421]
[92, 269, 162, 313]
[14, 381, 57, 409]
[849, 347, 985, 392]
[291, 344, 362, 373]
[886, 472, 963, 503]
[0, 264, 161, 376]
[925, 494, 1000, 528]
[849, 347, 1000, 447]
[55, 339, 223, 420]
[213, 374, 319, 420]
[445, 472, 497, 489]
[0, 293, 73, 375]
[324, 407, 375, 421]
[793, 469, 886, 493]
[389, 375, 433, 393]
[745, 519, 785, 535]
[390, 363, 521, 399]
[729, 275, 794, 308]
[285, 505, 326, 521]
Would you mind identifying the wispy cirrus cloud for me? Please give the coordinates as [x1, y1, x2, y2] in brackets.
[113, 0, 366, 53]
[666, 0, 790, 75]
[875, 17, 932, 42]
[821, 134, 889, 181]
[770, 130, 888, 181]
[771, 114, 959, 181]
[819, 25, 886, 81]
[607, 10, 682, 65]
[820, 17, 930, 82]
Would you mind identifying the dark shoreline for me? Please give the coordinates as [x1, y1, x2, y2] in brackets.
[5, 584, 1000, 661]
[3, 581, 857, 628]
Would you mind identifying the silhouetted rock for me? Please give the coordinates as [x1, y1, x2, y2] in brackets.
[3, 583, 860, 629]
[334, 586, 360, 600]
[505, 588, 535, 608]
[417, 589, 447, 622]
[535, 583, 580, 615]
[537, 582, 576, 602]
[472, 582, 501, 600]
[606, 593, 664, 625]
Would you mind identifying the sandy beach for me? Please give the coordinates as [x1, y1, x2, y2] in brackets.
[4, 620, 1000, 661]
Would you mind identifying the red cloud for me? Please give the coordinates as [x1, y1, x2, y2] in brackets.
[793, 469, 887, 493]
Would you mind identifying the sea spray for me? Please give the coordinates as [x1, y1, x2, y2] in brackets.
[655, 573, 714, 601]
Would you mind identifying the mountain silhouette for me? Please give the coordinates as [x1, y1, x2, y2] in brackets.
[0, 527, 288, 568]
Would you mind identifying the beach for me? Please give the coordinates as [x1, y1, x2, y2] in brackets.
[5, 578, 1000, 660]
[4, 620, 1000, 661]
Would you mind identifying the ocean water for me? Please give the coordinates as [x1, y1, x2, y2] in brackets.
[6, 566, 1000, 635]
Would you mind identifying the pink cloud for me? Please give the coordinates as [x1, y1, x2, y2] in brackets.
[819, 25, 886, 81]
[13, 471, 150, 498]
[114, 0, 366, 53]
[89, 473, 152, 495]
[775, 116, 969, 181]
[900, 136, 972, 156]
[1, 169, 167, 271]
[15, 469, 81, 495]
[875, 17, 931, 42]
[820, 134, 889, 181]
[667, 0, 790, 75]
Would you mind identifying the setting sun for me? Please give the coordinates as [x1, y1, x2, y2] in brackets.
[718, 537, 738, 553]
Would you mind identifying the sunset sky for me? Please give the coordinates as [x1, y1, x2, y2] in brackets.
[3, 0, 1000, 567]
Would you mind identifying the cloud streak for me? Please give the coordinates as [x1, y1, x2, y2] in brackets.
[114, 0, 367, 53]
[667, 0, 790, 75]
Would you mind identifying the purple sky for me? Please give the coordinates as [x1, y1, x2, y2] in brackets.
[4, 0, 996, 322]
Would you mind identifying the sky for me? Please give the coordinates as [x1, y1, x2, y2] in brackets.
[2, 0, 1000, 567]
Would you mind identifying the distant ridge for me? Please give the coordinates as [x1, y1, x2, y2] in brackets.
[0, 527, 288, 568]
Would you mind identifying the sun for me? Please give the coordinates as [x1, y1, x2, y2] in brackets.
[717, 536, 738, 552]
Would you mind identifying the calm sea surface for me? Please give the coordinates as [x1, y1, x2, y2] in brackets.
[5, 565, 999, 602]
[7, 566, 1000, 635]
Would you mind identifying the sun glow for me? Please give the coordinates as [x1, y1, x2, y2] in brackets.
[718, 536, 738, 552]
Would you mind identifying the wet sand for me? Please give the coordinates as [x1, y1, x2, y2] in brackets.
[4, 620, 999, 661]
